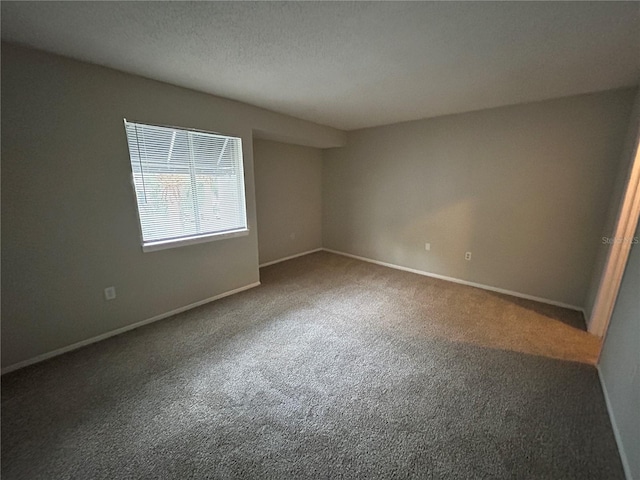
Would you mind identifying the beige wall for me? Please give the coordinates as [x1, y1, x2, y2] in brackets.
[323, 88, 636, 308]
[599, 222, 640, 479]
[254, 140, 323, 265]
[0, 44, 345, 368]
[2, 42, 636, 371]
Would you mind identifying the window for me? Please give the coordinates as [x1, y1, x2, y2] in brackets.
[124, 120, 248, 252]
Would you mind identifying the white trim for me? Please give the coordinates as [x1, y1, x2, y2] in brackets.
[589, 129, 640, 338]
[597, 366, 632, 480]
[322, 248, 584, 312]
[142, 228, 250, 253]
[0, 282, 261, 375]
[259, 248, 323, 268]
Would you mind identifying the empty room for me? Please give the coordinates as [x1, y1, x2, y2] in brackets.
[2, 2, 639, 479]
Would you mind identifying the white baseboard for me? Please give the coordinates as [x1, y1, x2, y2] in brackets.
[1, 248, 585, 373]
[0, 281, 261, 375]
[322, 248, 584, 313]
[259, 248, 323, 268]
[597, 366, 632, 480]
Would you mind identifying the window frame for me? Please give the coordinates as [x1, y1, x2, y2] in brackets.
[123, 119, 250, 253]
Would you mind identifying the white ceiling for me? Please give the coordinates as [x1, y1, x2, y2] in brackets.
[2, 1, 639, 130]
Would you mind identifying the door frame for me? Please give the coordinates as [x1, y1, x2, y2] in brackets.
[589, 128, 640, 341]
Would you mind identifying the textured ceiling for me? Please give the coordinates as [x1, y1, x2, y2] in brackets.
[2, 1, 639, 130]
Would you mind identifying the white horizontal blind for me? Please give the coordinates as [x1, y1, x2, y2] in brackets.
[124, 121, 247, 245]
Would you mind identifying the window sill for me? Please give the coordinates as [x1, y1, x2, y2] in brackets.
[142, 228, 250, 253]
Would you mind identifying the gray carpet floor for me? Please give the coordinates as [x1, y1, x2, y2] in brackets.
[1, 252, 625, 479]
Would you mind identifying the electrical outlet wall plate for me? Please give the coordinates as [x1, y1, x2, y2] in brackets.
[104, 286, 116, 301]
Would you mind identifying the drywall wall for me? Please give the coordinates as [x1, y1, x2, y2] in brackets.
[0, 44, 345, 369]
[254, 139, 323, 265]
[599, 222, 640, 480]
[584, 88, 640, 325]
[323, 88, 636, 308]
